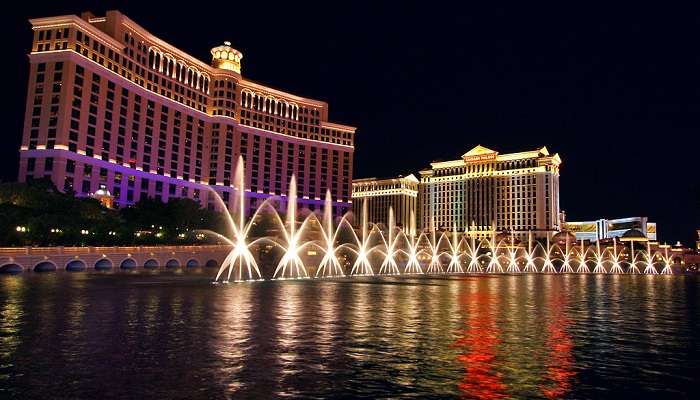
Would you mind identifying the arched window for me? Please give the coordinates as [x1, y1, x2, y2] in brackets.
[148, 50, 155, 69]
[187, 69, 194, 86]
[154, 53, 161, 71]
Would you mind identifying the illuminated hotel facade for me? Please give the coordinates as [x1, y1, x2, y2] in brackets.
[563, 216, 657, 242]
[418, 145, 562, 240]
[352, 174, 419, 229]
[19, 10, 355, 215]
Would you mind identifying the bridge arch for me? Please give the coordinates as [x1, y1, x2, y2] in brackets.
[165, 259, 180, 269]
[205, 259, 218, 268]
[95, 258, 114, 270]
[0, 263, 24, 274]
[65, 259, 87, 272]
[144, 259, 159, 269]
[186, 259, 200, 268]
[120, 258, 137, 269]
[33, 261, 57, 272]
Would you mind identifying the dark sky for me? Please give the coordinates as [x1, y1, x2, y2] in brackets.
[5, 1, 700, 245]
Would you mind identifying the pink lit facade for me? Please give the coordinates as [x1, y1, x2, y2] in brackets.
[19, 10, 355, 215]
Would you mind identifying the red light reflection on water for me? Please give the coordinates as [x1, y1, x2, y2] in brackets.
[454, 290, 506, 400]
[541, 291, 576, 399]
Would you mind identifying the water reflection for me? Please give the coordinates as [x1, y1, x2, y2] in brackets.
[454, 283, 507, 399]
[0, 273, 697, 399]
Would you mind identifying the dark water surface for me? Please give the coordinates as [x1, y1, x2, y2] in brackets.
[0, 272, 698, 399]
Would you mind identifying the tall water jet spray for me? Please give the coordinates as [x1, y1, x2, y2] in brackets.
[560, 238, 574, 273]
[425, 217, 443, 274]
[404, 211, 423, 274]
[523, 231, 538, 273]
[379, 206, 401, 275]
[627, 240, 641, 274]
[506, 231, 521, 273]
[316, 190, 345, 278]
[592, 240, 607, 273]
[465, 234, 481, 273]
[609, 240, 624, 274]
[541, 236, 557, 273]
[214, 156, 263, 283]
[660, 245, 673, 275]
[273, 176, 310, 279]
[446, 225, 463, 273]
[485, 227, 503, 273]
[350, 200, 374, 276]
[576, 238, 591, 273]
[643, 241, 659, 275]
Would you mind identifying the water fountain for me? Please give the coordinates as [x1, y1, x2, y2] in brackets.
[213, 157, 263, 283]
[541, 237, 557, 273]
[209, 164, 674, 281]
[378, 207, 402, 275]
[465, 235, 482, 273]
[576, 238, 591, 273]
[316, 190, 345, 278]
[609, 240, 624, 274]
[272, 176, 310, 280]
[404, 211, 423, 274]
[592, 240, 608, 273]
[349, 200, 374, 276]
[505, 231, 521, 273]
[425, 219, 444, 274]
[446, 226, 464, 273]
[559, 238, 574, 273]
[485, 229, 504, 273]
[523, 231, 538, 273]
[643, 241, 659, 275]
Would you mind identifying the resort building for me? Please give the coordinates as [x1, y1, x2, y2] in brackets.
[19, 10, 355, 216]
[418, 145, 562, 240]
[352, 174, 419, 229]
[563, 216, 657, 242]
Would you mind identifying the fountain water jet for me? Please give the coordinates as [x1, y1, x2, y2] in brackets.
[350, 200, 374, 276]
[404, 211, 423, 274]
[378, 207, 401, 275]
[540, 236, 557, 273]
[446, 226, 464, 273]
[213, 156, 263, 283]
[576, 238, 591, 273]
[592, 240, 607, 273]
[315, 190, 345, 278]
[272, 176, 310, 279]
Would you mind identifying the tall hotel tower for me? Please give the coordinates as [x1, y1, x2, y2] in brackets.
[418, 145, 562, 240]
[19, 10, 355, 215]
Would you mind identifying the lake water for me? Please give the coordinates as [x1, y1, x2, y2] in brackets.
[0, 272, 698, 399]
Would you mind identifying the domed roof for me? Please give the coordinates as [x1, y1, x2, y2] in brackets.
[620, 228, 648, 242]
[552, 230, 576, 244]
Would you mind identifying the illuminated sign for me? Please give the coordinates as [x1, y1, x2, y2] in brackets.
[463, 153, 497, 163]
[564, 223, 597, 232]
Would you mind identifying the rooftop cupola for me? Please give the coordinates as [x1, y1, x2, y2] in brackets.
[210, 41, 243, 73]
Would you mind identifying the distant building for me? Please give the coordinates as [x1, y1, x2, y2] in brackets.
[563, 216, 657, 242]
[418, 145, 562, 240]
[696, 229, 700, 252]
[352, 174, 419, 229]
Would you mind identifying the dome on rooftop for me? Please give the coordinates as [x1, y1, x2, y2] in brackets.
[620, 228, 648, 242]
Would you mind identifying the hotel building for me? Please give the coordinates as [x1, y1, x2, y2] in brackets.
[563, 216, 658, 242]
[19, 10, 355, 215]
[352, 174, 419, 229]
[418, 145, 562, 240]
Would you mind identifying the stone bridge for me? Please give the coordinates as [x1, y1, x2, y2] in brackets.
[0, 245, 231, 273]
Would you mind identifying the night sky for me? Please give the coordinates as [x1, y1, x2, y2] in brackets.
[5, 2, 699, 245]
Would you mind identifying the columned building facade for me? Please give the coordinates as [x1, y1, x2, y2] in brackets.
[418, 145, 562, 240]
[352, 174, 419, 229]
[19, 10, 355, 216]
